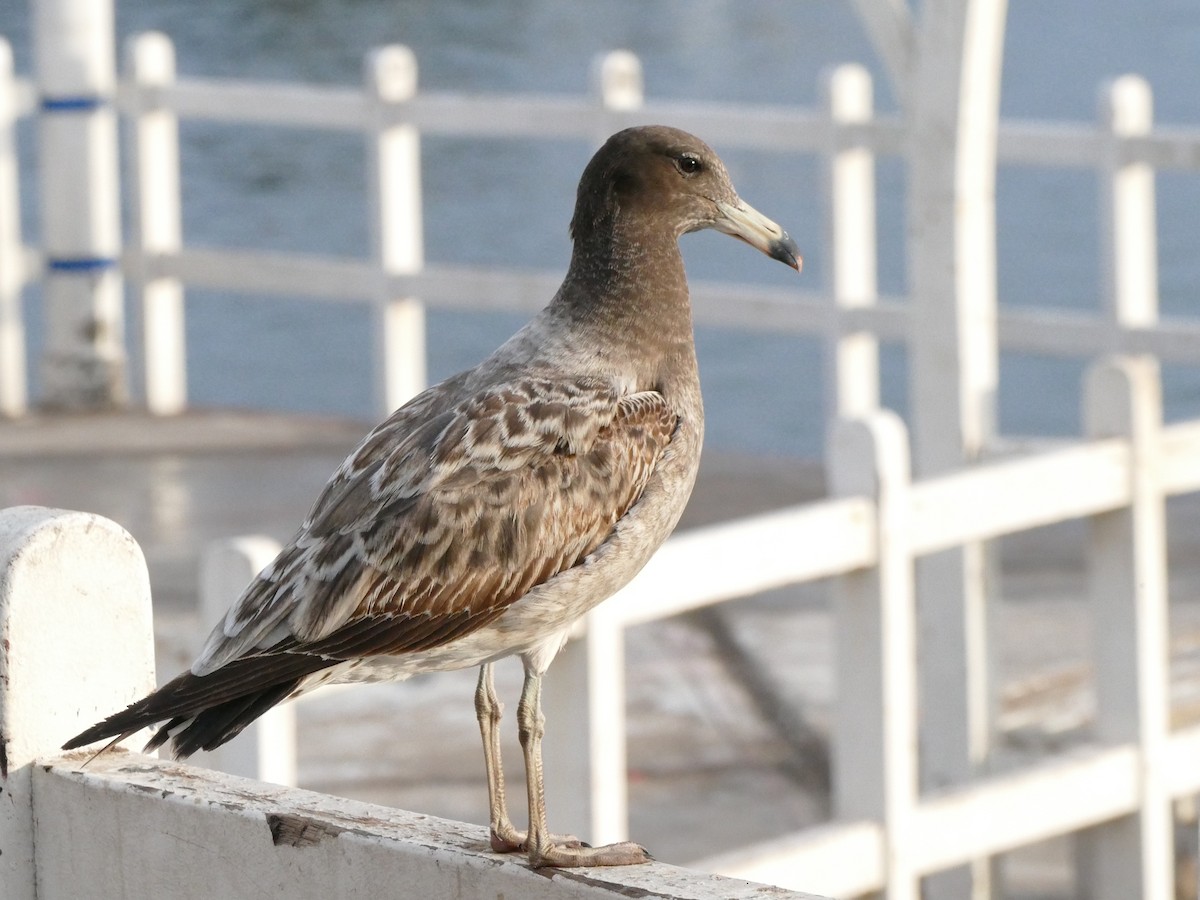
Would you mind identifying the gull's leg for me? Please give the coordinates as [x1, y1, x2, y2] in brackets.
[475, 663, 582, 854]
[517, 665, 649, 868]
[475, 663, 525, 852]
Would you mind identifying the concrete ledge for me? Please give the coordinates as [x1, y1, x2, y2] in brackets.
[37, 751, 829, 900]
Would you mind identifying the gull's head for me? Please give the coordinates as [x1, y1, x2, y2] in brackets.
[570, 125, 801, 272]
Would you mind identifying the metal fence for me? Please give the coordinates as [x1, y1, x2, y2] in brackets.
[5, 5, 1200, 898]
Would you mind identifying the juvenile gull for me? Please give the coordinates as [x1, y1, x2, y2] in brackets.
[65, 125, 801, 868]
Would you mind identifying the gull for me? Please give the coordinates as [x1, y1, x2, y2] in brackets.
[65, 125, 800, 868]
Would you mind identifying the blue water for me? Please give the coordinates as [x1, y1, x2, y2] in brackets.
[3, 1, 1199, 456]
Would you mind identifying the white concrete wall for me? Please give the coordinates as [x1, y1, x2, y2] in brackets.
[37, 753, 826, 900]
[0, 507, 155, 900]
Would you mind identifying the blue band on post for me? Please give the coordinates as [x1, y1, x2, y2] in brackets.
[40, 95, 106, 113]
[46, 257, 118, 274]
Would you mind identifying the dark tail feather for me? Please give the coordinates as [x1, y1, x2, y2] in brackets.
[155, 679, 301, 758]
[63, 651, 333, 758]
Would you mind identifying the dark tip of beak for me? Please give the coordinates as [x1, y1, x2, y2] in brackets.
[770, 232, 802, 272]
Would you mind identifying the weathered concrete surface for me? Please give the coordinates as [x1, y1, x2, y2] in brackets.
[36, 751, 830, 900]
[0, 507, 156, 900]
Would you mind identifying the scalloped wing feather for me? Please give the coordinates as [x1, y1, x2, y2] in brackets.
[193, 376, 677, 677]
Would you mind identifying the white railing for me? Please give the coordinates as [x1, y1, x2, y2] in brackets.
[5, 13, 1200, 900]
[3, 32, 1200, 420]
[200, 354, 1200, 898]
[0, 506, 822, 900]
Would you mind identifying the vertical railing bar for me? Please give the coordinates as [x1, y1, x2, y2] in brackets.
[33, 0, 129, 409]
[1077, 356, 1173, 900]
[193, 536, 296, 786]
[822, 62, 880, 422]
[829, 411, 919, 900]
[125, 32, 187, 415]
[1099, 74, 1159, 331]
[0, 38, 27, 417]
[365, 45, 425, 417]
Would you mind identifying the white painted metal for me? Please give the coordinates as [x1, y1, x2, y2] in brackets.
[125, 32, 187, 415]
[602, 499, 876, 628]
[907, 438, 1131, 552]
[906, 4, 1008, 897]
[1100, 76, 1159, 330]
[697, 819, 886, 899]
[846, 0, 914, 106]
[1079, 357, 1173, 900]
[8, 32, 1196, 416]
[828, 413, 919, 900]
[365, 45, 425, 416]
[0, 507, 156, 900]
[592, 49, 644, 114]
[699, 720, 1200, 896]
[907, 0, 1005, 473]
[195, 536, 296, 786]
[32, 0, 128, 408]
[822, 64, 880, 421]
[0, 39, 26, 417]
[543, 614, 630, 846]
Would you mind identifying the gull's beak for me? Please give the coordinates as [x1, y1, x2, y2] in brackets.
[714, 199, 802, 271]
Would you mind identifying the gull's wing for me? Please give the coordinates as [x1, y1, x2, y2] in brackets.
[64, 375, 678, 755]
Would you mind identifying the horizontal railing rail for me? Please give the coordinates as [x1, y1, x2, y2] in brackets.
[192, 356, 1200, 897]
[4, 42, 1200, 419]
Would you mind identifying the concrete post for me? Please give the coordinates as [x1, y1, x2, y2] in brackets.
[31, 0, 128, 408]
[0, 506, 156, 900]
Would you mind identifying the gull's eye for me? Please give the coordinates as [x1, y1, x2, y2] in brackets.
[675, 154, 703, 176]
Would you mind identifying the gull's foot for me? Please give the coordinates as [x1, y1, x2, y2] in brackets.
[528, 839, 650, 868]
[490, 824, 582, 854]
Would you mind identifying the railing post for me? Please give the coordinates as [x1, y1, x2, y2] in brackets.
[194, 536, 295, 786]
[0, 506, 156, 900]
[822, 63, 879, 421]
[907, 4, 1008, 896]
[32, 0, 129, 409]
[0, 39, 27, 418]
[591, 49, 644, 118]
[1099, 75, 1158, 331]
[828, 411, 918, 900]
[1078, 356, 1172, 900]
[125, 32, 187, 415]
[543, 612, 629, 846]
[365, 45, 425, 417]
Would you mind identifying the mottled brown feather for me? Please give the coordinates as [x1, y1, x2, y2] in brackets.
[63, 380, 679, 751]
[291, 379, 678, 645]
